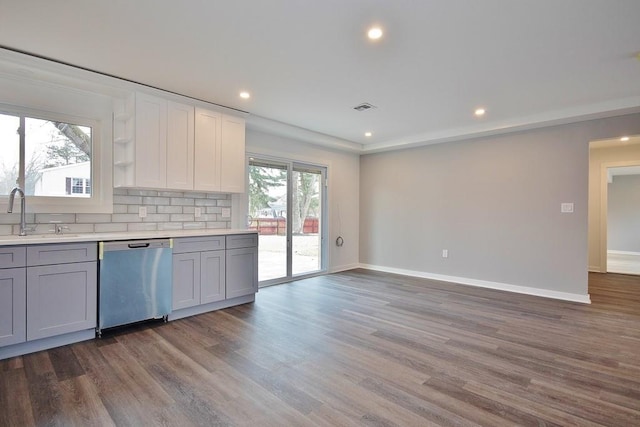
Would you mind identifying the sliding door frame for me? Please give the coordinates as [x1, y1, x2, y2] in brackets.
[246, 153, 328, 287]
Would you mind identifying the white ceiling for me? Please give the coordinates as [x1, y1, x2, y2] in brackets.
[1, 1, 639, 153]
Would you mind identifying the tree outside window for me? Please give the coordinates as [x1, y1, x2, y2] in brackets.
[0, 112, 92, 198]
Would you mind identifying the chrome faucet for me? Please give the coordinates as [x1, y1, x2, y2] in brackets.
[7, 187, 27, 236]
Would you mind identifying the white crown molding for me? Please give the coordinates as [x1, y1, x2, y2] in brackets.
[363, 97, 640, 154]
[245, 98, 640, 155]
[359, 263, 591, 304]
[246, 114, 363, 153]
[0, 47, 247, 116]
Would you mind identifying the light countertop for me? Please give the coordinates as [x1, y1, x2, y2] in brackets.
[0, 229, 257, 246]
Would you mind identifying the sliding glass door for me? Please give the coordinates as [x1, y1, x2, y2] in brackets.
[248, 157, 326, 286]
[291, 167, 323, 275]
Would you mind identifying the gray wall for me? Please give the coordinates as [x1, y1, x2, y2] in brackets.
[360, 113, 640, 297]
[608, 174, 640, 252]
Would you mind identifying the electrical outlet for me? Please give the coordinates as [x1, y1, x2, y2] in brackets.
[442, 249, 448, 258]
[561, 202, 574, 213]
[138, 206, 147, 218]
[194, 207, 202, 218]
[221, 208, 231, 218]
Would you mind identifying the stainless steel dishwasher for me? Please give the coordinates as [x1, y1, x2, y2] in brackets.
[97, 239, 172, 337]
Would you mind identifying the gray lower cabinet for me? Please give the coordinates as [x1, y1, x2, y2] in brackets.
[172, 252, 201, 309]
[171, 233, 257, 318]
[0, 242, 97, 354]
[26, 262, 97, 341]
[0, 267, 26, 347]
[201, 250, 226, 304]
[172, 236, 226, 310]
[226, 235, 258, 299]
[26, 243, 97, 341]
[0, 246, 26, 348]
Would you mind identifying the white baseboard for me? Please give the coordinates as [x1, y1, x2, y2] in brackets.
[606, 250, 640, 275]
[589, 265, 603, 273]
[329, 263, 361, 274]
[608, 250, 640, 256]
[359, 264, 591, 304]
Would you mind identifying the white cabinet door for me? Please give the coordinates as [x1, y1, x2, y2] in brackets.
[194, 108, 221, 191]
[167, 101, 195, 190]
[201, 250, 225, 304]
[226, 246, 258, 299]
[26, 262, 97, 341]
[220, 114, 246, 193]
[0, 268, 26, 347]
[135, 93, 167, 188]
[172, 252, 201, 310]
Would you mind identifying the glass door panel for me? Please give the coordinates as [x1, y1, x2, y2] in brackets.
[292, 167, 323, 276]
[248, 160, 288, 282]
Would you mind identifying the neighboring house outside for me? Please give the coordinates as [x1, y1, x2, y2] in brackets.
[34, 161, 91, 197]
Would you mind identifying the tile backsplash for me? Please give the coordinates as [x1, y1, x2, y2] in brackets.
[0, 189, 232, 236]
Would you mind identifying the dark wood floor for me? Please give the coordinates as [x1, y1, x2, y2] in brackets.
[2, 269, 640, 426]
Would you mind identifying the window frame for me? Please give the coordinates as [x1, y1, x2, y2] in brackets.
[0, 103, 112, 213]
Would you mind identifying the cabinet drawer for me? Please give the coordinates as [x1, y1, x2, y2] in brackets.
[173, 236, 225, 254]
[0, 246, 26, 269]
[27, 243, 97, 266]
[226, 234, 258, 249]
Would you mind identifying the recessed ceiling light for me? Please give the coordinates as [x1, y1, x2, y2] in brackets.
[621, 136, 630, 142]
[365, 132, 372, 137]
[239, 91, 251, 99]
[474, 108, 486, 117]
[367, 27, 383, 40]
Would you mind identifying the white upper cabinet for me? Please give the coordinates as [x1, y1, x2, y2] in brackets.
[194, 108, 221, 192]
[134, 93, 167, 188]
[167, 101, 195, 190]
[220, 114, 246, 193]
[114, 93, 245, 193]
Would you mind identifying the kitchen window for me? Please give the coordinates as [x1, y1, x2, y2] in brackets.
[0, 105, 111, 213]
[0, 112, 93, 199]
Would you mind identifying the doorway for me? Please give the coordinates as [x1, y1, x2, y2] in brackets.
[606, 166, 640, 275]
[588, 135, 640, 276]
[248, 157, 327, 286]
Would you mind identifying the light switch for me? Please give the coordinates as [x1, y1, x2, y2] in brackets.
[194, 207, 202, 218]
[442, 249, 448, 258]
[221, 208, 231, 218]
[561, 203, 574, 213]
[138, 206, 147, 218]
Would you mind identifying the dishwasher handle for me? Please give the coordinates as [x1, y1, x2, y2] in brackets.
[99, 239, 172, 258]
[128, 243, 150, 249]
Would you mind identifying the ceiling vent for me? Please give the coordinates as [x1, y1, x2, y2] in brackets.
[353, 102, 377, 112]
